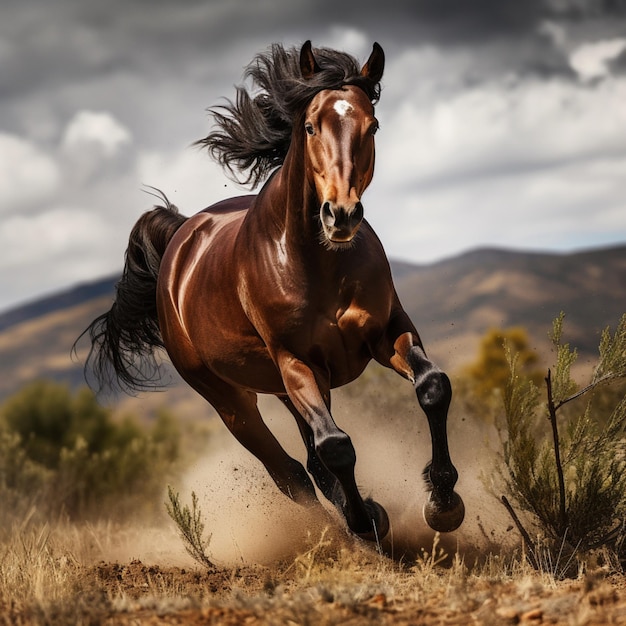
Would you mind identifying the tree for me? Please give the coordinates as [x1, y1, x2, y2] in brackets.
[456, 327, 544, 423]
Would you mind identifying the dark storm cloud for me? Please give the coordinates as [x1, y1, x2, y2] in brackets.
[1, 0, 625, 312]
[2, 0, 621, 106]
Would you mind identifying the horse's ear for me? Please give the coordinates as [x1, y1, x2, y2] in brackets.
[361, 42, 385, 83]
[300, 40, 321, 79]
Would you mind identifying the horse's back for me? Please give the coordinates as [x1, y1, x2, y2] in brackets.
[199, 194, 257, 217]
[157, 192, 256, 310]
[158, 194, 254, 296]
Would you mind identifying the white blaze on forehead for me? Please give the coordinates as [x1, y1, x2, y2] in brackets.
[334, 99, 354, 117]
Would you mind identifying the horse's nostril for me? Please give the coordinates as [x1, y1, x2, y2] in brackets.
[321, 202, 334, 225]
[353, 202, 364, 222]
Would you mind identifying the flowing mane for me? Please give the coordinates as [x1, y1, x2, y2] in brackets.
[196, 43, 383, 187]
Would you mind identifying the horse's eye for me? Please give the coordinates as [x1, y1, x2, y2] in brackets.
[305, 123, 315, 136]
[370, 122, 379, 136]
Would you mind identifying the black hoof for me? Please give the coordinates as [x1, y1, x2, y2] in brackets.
[356, 499, 390, 542]
[423, 491, 465, 533]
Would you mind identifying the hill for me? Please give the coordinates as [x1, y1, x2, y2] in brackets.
[393, 245, 626, 372]
[0, 244, 624, 407]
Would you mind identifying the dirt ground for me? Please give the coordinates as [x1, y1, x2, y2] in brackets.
[5, 550, 626, 626]
[97, 563, 626, 626]
[10, 433, 620, 626]
[4, 405, 626, 625]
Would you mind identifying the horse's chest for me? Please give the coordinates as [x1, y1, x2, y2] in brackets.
[305, 301, 381, 356]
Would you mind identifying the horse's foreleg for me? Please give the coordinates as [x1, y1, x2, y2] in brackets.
[377, 320, 465, 533]
[280, 397, 339, 502]
[277, 354, 389, 541]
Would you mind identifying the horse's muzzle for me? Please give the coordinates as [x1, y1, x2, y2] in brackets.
[320, 201, 364, 243]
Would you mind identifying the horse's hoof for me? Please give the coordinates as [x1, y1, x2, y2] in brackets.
[423, 491, 465, 533]
[357, 499, 390, 542]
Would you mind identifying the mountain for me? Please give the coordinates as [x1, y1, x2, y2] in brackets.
[392, 245, 626, 371]
[0, 244, 624, 406]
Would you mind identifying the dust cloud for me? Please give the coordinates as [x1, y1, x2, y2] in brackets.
[142, 389, 519, 567]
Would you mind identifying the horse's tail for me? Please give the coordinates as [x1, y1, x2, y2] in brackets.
[79, 193, 188, 393]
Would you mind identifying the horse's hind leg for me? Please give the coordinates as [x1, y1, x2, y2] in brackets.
[191, 377, 318, 506]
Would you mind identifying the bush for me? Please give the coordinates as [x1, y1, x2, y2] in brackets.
[498, 313, 626, 570]
[0, 380, 184, 523]
[455, 326, 544, 424]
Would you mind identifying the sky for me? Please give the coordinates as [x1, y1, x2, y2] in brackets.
[1, 0, 625, 313]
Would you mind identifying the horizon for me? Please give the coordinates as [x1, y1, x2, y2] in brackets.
[2, 238, 624, 317]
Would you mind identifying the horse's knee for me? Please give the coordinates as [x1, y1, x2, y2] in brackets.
[415, 370, 452, 413]
[315, 432, 356, 475]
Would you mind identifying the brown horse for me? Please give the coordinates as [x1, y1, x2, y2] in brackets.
[83, 41, 464, 540]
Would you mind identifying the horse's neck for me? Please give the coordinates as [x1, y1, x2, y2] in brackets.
[249, 156, 319, 252]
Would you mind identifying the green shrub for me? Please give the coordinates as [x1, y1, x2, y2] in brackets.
[0, 380, 184, 523]
[498, 313, 626, 569]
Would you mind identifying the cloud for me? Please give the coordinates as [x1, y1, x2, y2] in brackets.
[0, 133, 60, 213]
[368, 152, 626, 263]
[375, 65, 626, 189]
[137, 146, 236, 213]
[61, 110, 131, 157]
[59, 110, 134, 185]
[0, 208, 111, 267]
[0, 206, 119, 306]
[1, 0, 626, 312]
[569, 37, 626, 80]
[365, 48, 626, 261]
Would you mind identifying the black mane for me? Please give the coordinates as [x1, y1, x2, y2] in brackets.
[196, 43, 382, 187]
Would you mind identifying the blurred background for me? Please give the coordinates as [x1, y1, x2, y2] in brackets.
[1, 0, 625, 311]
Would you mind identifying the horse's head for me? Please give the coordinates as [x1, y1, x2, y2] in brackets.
[300, 41, 385, 249]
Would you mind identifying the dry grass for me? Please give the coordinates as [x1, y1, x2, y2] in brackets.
[1, 514, 626, 626]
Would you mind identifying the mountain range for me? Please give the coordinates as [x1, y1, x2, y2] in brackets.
[0, 244, 624, 408]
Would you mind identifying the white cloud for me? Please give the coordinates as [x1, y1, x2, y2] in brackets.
[319, 26, 370, 60]
[569, 38, 626, 81]
[375, 68, 626, 188]
[0, 206, 122, 307]
[368, 148, 626, 263]
[61, 110, 132, 157]
[59, 110, 134, 186]
[0, 207, 113, 268]
[364, 48, 626, 261]
[137, 145, 243, 213]
[0, 133, 60, 213]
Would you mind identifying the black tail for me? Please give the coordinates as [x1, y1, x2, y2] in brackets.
[78, 194, 187, 393]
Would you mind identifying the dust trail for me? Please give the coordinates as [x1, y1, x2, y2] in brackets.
[179, 427, 337, 566]
[158, 389, 517, 566]
[329, 388, 516, 562]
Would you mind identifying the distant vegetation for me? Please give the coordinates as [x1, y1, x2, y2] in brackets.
[454, 326, 545, 424]
[0, 381, 209, 526]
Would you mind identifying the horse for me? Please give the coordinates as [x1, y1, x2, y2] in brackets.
[82, 41, 464, 541]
